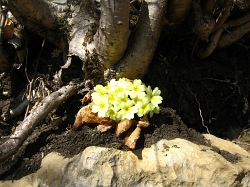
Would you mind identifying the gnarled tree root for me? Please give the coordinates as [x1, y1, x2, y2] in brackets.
[198, 10, 250, 58]
[190, 1, 215, 41]
[0, 82, 83, 162]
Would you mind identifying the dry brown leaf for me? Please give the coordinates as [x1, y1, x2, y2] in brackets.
[116, 119, 134, 136]
[125, 126, 141, 150]
[73, 103, 113, 130]
[97, 124, 113, 132]
[81, 90, 93, 104]
[137, 115, 150, 128]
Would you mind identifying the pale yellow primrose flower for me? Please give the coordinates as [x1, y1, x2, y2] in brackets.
[91, 85, 106, 99]
[92, 97, 109, 117]
[104, 79, 117, 92]
[136, 97, 151, 117]
[128, 79, 146, 99]
[146, 86, 163, 109]
[106, 105, 120, 120]
[118, 100, 138, 120]
[107, 90, 116, 104]
[91, 78, 163, 121]
[116, 78, 133, 96]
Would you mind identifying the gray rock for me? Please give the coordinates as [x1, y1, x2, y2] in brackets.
[1, 134, 250, 187]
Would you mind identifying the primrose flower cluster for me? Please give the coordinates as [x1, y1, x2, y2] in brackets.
[91, 78, 163, 121]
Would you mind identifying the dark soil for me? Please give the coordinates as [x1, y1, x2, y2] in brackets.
[0, 32, 250, 180]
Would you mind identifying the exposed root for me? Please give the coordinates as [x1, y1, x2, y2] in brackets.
[0, 81, 83, 162]
[201, 0, 217, 15]
[183, 81, 210, 134]
[198, 10, 250, 58]
[166, 0, 192, 23]
[190, 1, 215, 41]
[93, 0, 130, 68]
[114, 0, 168, 79]
[197, 28, 224, 58]
[217, 21, 250, 47]
[212, 0, 233, 33]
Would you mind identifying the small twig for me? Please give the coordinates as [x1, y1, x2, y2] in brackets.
[0, 81, 84, 162]
[202, 77, 237, 86]
[232, 141, 250, 146]
[3, 98, 29, 121]
[0, 120, 8, 126]
[25, 48, 30, 82]
[24, 40, 45, 118]
[190, 36, 199, 58]
[33, 39, 45, 79]
[183, 81, 210, 134]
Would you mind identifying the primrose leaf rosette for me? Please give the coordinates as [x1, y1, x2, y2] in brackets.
[91, 78, 163, 121]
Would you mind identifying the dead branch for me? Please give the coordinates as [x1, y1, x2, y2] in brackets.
[0, 81, 83, 162]
[93, 0, 130, 68]
[114, 0, 168, 79]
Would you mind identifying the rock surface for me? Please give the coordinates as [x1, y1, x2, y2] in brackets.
[0, 134, 250, 187]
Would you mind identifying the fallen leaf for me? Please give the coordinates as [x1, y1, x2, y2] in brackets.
[81, 90, 93, 104]
[137, 115, 150, 128]
[125, 126, 141, 150]
[116, 119, 134, 136]
[97, 124, 113, 132]
[73, 103, 113, 130]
